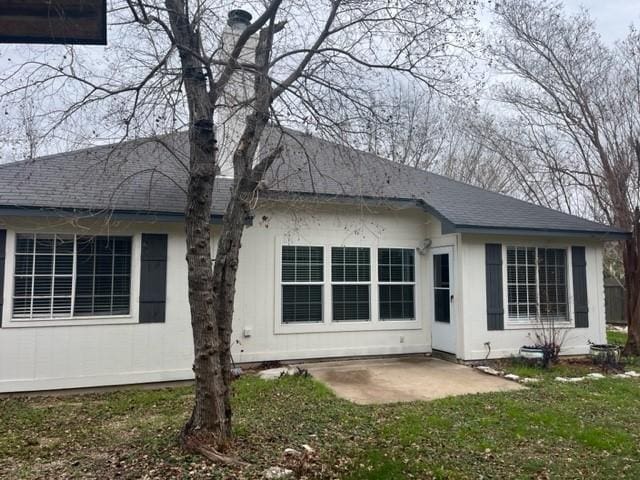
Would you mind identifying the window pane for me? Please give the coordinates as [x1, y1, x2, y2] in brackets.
[13, 297, 31, 317]
[75, 275, 94, 296]
[73, 236, 132, 317]
[32, 297, 52, 316]
[52, 297, 72, 316]
[94, 276, 113, 296]
[378, 248, 415, 282]
[507, 246, 568, 322]
[13, 233, 108, 319]
[379, 285, 415, 320]
[76, 236, 95, 255]
[15, 255, 33, 275]
[332, 247, 370, 282]
[74, 296, 94, 315]
[55, 255, 73, 275]
[113, 237, 132, 255]
[34, 255, 53, 275]
[114, 256, 131, 275]
[332, 285, 370, 321]
[56, 235, 74, 254]
[378, 265, 390, 282]
[434, 254, 449, 288]
[434, 289, 451, 323]
[95, 255, 113, 275]
[16, 234, 34, 254]
[35, 235, 54, 254]
[76, 255, 95, 275]
[14, 276, 32, 297]
[282, 246, 323, 283]
[537, 248, 567, 320]
[33, 276, 52, 296]
[112, 296, 130, 314]
[379, 249, 416, 321]
[282, 285, 322, 323]
[113, 276, 130, 296]
[53, 277, 72, 296]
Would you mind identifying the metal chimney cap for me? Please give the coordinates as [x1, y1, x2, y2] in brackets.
[228, 9, 252, 27]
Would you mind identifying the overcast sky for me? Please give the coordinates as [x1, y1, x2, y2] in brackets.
[567, 0, 638, 42]
[501, 0, 639, 44]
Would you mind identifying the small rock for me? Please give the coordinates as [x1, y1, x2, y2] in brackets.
[301, 444, 315, 453]
[477, 366, 502, 376]
[521, 377, 540, 384]
[615, 373, 630, 379]
[586, 373, 605, 379]
[504, 374, 520, 381]
[555, 377, 569, 382]
[263, 466, 294, 479]
[259, 367, 297, 380]
[625, 370, 640, 377]
[567, 377, 584, 382]
[283, 448, 299, 456]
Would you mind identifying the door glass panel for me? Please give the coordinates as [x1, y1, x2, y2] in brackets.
[434, 253, 450, 323]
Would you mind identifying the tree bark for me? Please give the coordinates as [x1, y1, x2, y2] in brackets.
[166, 0, 234, 456]
[623, 208, 640, 355]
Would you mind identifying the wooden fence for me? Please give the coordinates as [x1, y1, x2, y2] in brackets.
[605, 282, 625, 325]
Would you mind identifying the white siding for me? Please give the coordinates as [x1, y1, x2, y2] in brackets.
[0, 204, 452, 392]
[458, 234, 607, 361]
[0, 220, 194, 392]
[0, 209, 609, 392]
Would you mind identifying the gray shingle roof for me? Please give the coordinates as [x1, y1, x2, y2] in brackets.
[0, 128, 627, 238]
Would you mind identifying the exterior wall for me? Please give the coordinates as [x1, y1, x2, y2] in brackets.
[0, 218, 194, 393]
[0, 208, 610, 392]
[229, 202, 456, 363]
[0, 204, 453, 392]
[458, 234, 607, 361]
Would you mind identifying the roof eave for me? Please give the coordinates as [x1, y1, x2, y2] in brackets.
[446, 224, 631, 240]
[0, 205, 225, 224]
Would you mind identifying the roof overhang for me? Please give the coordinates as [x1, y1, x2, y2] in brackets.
[0, 195, 629, 240]
[262, 191, 629, 240]
[445, 224, 631, 240]
[0, 205, 224, 224]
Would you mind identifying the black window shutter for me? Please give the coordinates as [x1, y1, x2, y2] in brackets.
[572, 246, 589, 328]
[139, 233, 168, 323]
[485, 243, 504, 330]
[0, 230, 5, 327]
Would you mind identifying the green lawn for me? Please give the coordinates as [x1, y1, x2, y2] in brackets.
[608, 329, 629, 347]
[1, 372, 640, 479]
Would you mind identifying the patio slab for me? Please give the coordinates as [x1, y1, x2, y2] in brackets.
[298, 356, 524, 404]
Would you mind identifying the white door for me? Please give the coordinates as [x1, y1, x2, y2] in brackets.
[431, 246, 456, 354]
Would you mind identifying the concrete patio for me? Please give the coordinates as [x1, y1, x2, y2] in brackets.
[299, 356, 524, 404]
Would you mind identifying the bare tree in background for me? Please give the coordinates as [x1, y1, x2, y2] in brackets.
[0, 0, 477, 460]
[488, 0, 640, 354]
[352, 84, 521, 195]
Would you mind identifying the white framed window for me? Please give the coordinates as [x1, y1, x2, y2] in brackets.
[12, 233, 132, 320]
[506, 246, 568, 322]
[331, 247, 370, 322]
[281, 246, 323, 323]
[377, 248, 416, 320]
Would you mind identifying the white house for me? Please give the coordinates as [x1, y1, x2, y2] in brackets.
[0, 12, 628, 393]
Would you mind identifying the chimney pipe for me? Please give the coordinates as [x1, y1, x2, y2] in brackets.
[227, 9, 252, 28]
[216, 9, 258, 177]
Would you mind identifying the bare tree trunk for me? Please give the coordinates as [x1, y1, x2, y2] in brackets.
[211, 181, 253, 422]
[182, 121, 233, 451]
[623, 208, 640, 355]
[166, 0, 236, 459]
